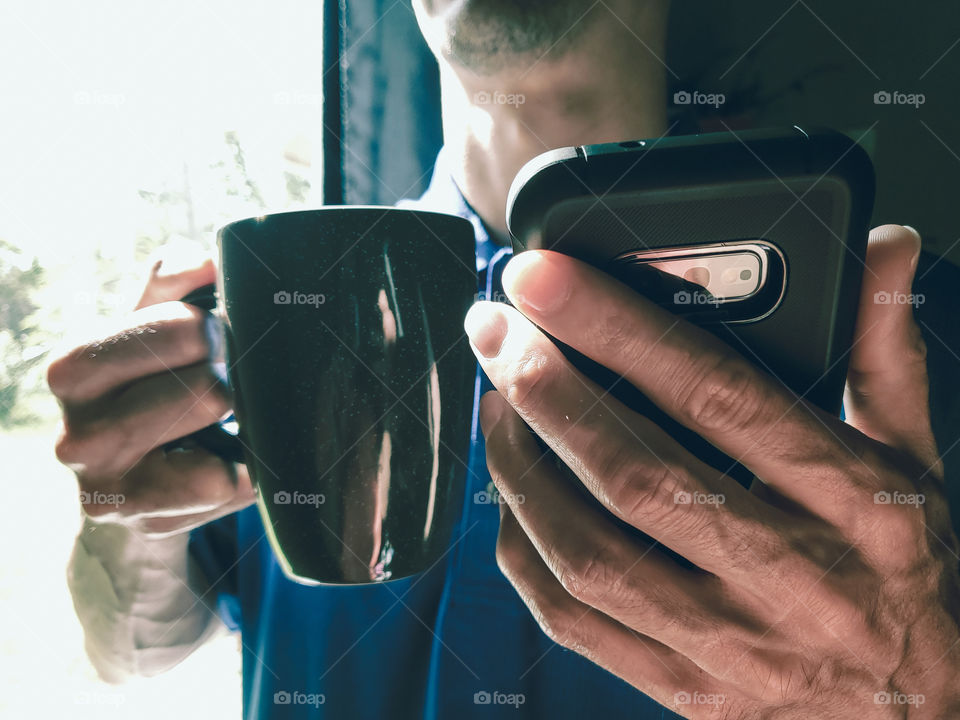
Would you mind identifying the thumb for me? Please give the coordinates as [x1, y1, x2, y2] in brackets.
[843, 224, 939, 471]
[135, 245, 217, 310]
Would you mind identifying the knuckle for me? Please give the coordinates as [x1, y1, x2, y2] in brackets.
[676, 356, 766, 434]
[556, 543, 622, 604]
[598, 441, 700, 533]
[889, 499, 927, 537]
[614, 459, 685, 525]
[720, 514, 781, 574]
[46, 355, 72, 398]
[57, 412, 151, 478]
[757, 535, 836, 604]
[856, 486, 927, 551]
[57, 429, 117, 477]
[71, 412, 143, 476]
[54, 431, 81, 466]
[503, 350, 557, 411]
[46, 351, 86, 400]
[591, 308, 639, 353]
[593, 441, 640, 507]
[803, 587, 896, 669]
[55, 426, 110, 474]
[809, 584, 870, 636]
[531, 597, 592, 653]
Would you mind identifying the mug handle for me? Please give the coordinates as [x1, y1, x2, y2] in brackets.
[172, 283, 246, 465]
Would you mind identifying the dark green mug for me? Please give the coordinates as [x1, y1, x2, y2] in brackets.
[180, 207, 477, 585]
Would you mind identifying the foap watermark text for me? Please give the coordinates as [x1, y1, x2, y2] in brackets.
[675, 491, 725, 507]
[673, 90, 726, 108]
[274, 690, 325, 707]
[274, 490, 326, 507]
[80, 490, 125, 507]
[674, 691, 726, 709]
[274, 290, 326, 307]
[873, 90, 925, 108]
[473, 690, 526, 708]
[474, 90, 526, 107]
[874, 290, 924, 307]
[874, 491, 925, 507]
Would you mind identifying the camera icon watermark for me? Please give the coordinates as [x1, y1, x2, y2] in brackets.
[273, 690, 325, 707]
[473, 690, 526, 708]
[79, 490, 126, 507]
[274, 490, 326, 507]
[874, 491, 925, 507]
[474, 90, 526, 107]
[673, 90, 726, 108]
[873, 290, 924, 307]
[274, 290, 326, 307]
[873, 90, 925, 108]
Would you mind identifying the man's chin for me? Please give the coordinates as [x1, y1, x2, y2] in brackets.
[425, 0, 591, 74]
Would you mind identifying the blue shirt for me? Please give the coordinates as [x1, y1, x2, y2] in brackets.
[189, 149, 683, 720]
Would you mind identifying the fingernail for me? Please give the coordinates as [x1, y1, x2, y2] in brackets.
[903, 226, 922, 268]
[902, 225, 921, 243]
[502, 251, 569, 314]
[479, 391, 505, 434]
[464, 302, 509, 358]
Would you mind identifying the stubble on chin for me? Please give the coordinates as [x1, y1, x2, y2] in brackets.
[438, 0, 595, 75]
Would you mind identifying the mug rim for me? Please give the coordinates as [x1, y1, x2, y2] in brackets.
[217, 205, 472, 239]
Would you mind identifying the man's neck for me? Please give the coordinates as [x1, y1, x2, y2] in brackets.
[435, 3, 670, 244]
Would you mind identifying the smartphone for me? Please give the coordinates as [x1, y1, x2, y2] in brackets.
[506, 126, 875, 487]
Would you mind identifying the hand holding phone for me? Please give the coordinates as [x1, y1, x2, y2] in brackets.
[507, 126, 875, 486]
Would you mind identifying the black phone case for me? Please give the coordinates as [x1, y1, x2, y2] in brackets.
[507, 127, 875, 488]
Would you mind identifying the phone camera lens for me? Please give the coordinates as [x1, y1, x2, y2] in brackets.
[683, 267, 710, 287]
[739, 269, 752, 281]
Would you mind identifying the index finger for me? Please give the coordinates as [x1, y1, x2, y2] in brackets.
[47, 302, 214, 404]
[500, 250, 876, 513]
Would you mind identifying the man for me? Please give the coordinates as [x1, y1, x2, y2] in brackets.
[49, 0, 960, 717]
